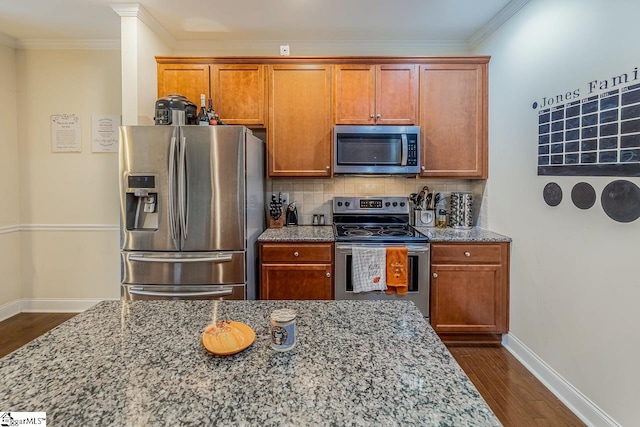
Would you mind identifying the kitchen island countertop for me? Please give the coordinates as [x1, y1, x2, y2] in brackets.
[0, 300, 500, 426]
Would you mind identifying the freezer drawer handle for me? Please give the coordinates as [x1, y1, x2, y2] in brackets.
[128, 254, 234, 263]
[129, 287, 234, 297]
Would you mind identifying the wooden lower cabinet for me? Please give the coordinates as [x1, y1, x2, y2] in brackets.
[430, 242, 510, 344]
[260, 242, 334, 300]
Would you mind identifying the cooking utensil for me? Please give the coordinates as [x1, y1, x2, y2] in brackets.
[433, 193, 441, 209]
[416, 186, 428, 210]
[425, 193, 433, 210]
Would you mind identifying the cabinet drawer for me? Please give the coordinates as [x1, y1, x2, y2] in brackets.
[431, 243, 503, 264]
[261, 243, 333, 263]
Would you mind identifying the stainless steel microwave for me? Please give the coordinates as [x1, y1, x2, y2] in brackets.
[333, 125, 420, 174]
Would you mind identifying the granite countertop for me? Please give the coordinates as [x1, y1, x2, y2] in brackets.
[0, 300, 500, 426]
[258, 225, 334, 242]
[415, 227, 512, 243]
[258, 225, 511, 243]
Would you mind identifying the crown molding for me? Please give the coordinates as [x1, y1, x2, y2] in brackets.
[175, 39, 472, 56]
[468, 0, 531, 49]
[110, 3, 175, 48]
[15, 39, 120, 50]
[0, 32, 17, 49]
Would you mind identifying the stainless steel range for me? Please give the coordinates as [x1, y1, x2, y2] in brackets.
[333, 196, 430, 316]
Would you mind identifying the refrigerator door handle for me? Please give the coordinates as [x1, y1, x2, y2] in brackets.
[128, 254, 234, 263]
[178, 135, 188, 240]
[129, 287, 234, 297]
[168, 134, 178, 241]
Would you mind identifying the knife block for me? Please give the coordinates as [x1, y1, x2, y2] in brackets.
[269, 217, 285, 228]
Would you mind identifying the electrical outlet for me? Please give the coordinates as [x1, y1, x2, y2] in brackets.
[280, 193, 289, 205]
[280, 45, 290, 56]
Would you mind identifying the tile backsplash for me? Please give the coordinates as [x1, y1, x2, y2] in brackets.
[267, 176, 487, 227]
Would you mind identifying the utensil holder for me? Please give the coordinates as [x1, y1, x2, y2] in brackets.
[413, 209, 435, 227]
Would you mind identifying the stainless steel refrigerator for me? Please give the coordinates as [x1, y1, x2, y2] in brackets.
[119, 125, 264, 300]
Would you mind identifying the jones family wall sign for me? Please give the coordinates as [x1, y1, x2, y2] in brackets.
[534, 66, 640, 177]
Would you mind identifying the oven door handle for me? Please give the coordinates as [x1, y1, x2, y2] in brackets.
[336, 244, 430, 254]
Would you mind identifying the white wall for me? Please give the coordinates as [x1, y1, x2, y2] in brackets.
[16, 49, 122, 301]
[0, 44, 21, 308]
[476, 0, 639, 424]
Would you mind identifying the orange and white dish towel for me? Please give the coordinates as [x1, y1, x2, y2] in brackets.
[386, 247, 408, 295]
[351, 246, 387, 293]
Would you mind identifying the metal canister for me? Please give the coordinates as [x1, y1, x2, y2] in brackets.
[449, 192, 473, 229]
[270, 309, 296, 351]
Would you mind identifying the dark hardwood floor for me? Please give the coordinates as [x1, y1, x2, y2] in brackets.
[0, 313, 585, 426]
[0, 312, 77, 358]
[449, 346, 585, 426]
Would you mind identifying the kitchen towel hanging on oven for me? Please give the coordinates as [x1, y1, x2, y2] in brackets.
[386, 247, 408, 295]
[352, 247, 387, 293]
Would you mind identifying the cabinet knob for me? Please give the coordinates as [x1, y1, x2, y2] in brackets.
[464, 251, 471, 257]
[376, 113, 381, 118]
[432, 272, 438, 278]
[326, 272, 331, 278]
[370, 114, 374, 118]
[421, 166, 426, 171]
[326, 166, 330, 170]
[293, 251, 299, 257]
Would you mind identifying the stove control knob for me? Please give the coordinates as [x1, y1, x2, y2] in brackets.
[345, 201, 351, 207]
[399, 202, 406, 207]
[337, 201, 343, 207]
[385, 202, 391, 207]
[392, 202, 398, 207]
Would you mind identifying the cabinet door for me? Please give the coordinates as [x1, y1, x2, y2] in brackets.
[268, 65, 332, 177]
[376, 64, 418, 125]
[157, 64, 210, 107]
[419, 63, 488, 178]
[210, 64, 266, 126]
[333, 64, 376, 125]
[261, 264, 333, 300]
[430, 264, 507, 334]
[333, 64, 417, 125]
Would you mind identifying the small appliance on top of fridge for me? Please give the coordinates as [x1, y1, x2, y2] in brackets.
[119, 125, 264, 300]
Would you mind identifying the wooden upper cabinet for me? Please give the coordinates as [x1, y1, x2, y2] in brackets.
[419, 63, 488, 178]
[210, 64, 266, 126]
[334, 64, 417, 125]
[157, 63, 210, 107]
[268, 64, 333, 177]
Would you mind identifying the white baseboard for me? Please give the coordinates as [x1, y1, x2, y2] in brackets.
[0, 299, 23, 322]
[503, 333, 621, 427]
[0, 298, 117, 321]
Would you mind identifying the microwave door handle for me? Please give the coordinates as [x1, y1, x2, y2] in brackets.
[401, 134, 408, 166]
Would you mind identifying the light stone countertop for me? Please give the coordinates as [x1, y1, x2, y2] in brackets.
[415, 227, 512, 243]
[258, 225, 335, 242]
[0, 300, 501, 426]
[258, 225, 511, 243]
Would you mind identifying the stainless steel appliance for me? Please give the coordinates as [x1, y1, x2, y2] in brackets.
[119, 125, 264, 300]
[154, 94, 197, 125]
[333, 125, 420, 174]
[333, 196, 430, 316]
